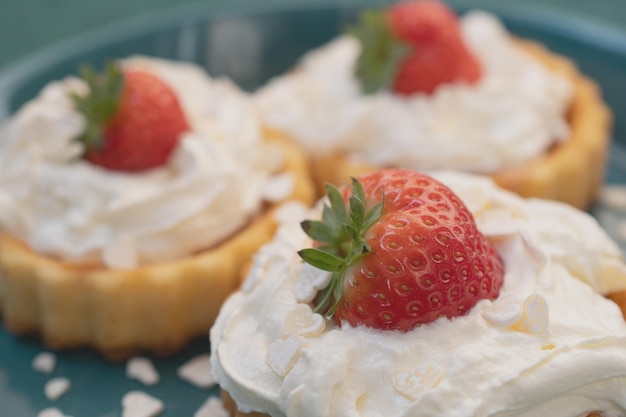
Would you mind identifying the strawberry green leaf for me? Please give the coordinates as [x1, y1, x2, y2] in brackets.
[299, 179, 385, 318]
[301, 220, 334, 244]
[363, 200, 384, 230]
[349, 194, 365, 230]
[328, 276, 345, 315]
[349, 9, 410, 94]
[314, 272, 341, 315]
[298, 248, 344, 272]
[326, 183, 347, 224]
[350, 177, 366, 203]
[71, 62, 124, 153]
[344, 241, 370, 266]
[344, 223, 358, 241]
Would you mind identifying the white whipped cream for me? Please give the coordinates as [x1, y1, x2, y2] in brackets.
[211, 171, 626, 417]
[0, 56, 287, 267]
[255, 12, 572, 173]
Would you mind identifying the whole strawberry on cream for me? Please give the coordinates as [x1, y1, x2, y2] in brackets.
[74, 63, 191, 171]
[255, 0, 610, 209]
[297, 169, 504, 330]
[0, 57, 297, 267]
[211, 169, 626, 417]
[0, 56, 314, 357]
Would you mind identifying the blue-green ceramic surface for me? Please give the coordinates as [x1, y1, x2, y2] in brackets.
[1, 2, 626, 416]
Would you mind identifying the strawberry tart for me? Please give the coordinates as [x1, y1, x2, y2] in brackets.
[0, 56, 315, 359]
[255, 0, 611, 209]
[211, 168, 626, 417]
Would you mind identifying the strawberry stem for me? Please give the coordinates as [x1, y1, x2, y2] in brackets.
[298, 178, 384, 317]
[71, 62, 124, 152]
[349, 9, 410, 94]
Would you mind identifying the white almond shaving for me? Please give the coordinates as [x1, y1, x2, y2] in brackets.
[177, 354, 215, 388]
[392, 363, 446, 400]
[283, 304, 325, 337]
[37, 408, 71, 417]
[126, 357, 160, 386]
[122, 391, 164, 417]
[44, 377, 71, 401]
[263, 172, 295, 202]
[266, 336, 302, 377]
[194, 397, 229, 417]
[32, 352, 57, 374]
[512, 293, 550, 337]
[481, 292, 523, 327]
[295, 263, 332, 303]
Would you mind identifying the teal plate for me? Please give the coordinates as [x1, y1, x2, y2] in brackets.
[1, 1, 626, 416]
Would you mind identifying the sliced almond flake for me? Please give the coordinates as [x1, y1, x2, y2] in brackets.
[194, 397, 229, 417]
[481, 292, 523, 327]
[511, 293, 550, 337]
[32, 352, 57, 374]
[44, 377, 71, 401]
[37, 408, 71, 417]
[121, 391, 164, 417]
[126, 357, 160, 386]
[294, 263, 332, 303]
[392, 363, 446, 400]
[283, 304, 325, 337]
[266, 336, 302, 377]
[177, 354, 215, 389]
[263, 172, 295, 203]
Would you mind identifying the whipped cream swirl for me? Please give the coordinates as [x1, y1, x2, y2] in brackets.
[255, 12, 572, 173]
[0, 57, 287, 268]
[211, 171, 626, 417]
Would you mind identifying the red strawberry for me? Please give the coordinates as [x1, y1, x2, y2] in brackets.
[387, 0, 461, 47]
[299, 169, 504, 331]
[351, 0, 482, 95]
[72, 63, 190, 171]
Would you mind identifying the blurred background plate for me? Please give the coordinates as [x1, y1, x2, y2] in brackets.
[1, 1, 626, 416]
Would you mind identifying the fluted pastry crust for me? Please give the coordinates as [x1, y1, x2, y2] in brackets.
[0, 131, 315, 360]
[306, 40, 612, 210]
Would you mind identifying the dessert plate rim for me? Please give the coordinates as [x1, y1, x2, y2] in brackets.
[1, 2, 626, 416]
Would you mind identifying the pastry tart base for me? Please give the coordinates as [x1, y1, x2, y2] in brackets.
[306, 40, 611, 210]
[0, 131, 315, 360]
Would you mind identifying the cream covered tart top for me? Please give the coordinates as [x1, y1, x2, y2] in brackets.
[0, 56, 291, 268]
[211, 170, 626, 417]
[255, 10, 572, 173]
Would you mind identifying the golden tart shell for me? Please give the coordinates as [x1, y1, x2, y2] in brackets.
[0, 131, 315, 360]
